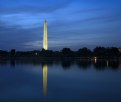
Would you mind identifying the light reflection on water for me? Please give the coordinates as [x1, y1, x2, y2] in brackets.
[43, 64, 48, 96]
[0, 59, 121, 102]
[0, 59, 121, 70]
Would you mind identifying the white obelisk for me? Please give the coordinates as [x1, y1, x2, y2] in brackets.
[43, 20, 48, 50]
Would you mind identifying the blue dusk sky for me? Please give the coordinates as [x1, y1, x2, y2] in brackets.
[0, 0, 121, 50]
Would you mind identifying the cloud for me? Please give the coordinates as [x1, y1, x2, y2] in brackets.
[0, 0, 73, 14]
[24, 41, 42, 49]
[0, 20, 43, 50]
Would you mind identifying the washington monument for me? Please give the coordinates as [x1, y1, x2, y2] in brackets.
[43, 20, 48, 50]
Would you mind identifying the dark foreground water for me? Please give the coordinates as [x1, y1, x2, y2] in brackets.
[0, 59, 121, 102]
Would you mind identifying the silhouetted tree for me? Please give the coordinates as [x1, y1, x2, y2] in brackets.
[78, 47, 92, 57]
[40, 49, 54, 57]
[93, 47, 120, 58]
[0, 46, 120, 59]
[10, 49, 16, 57]
[0, 50, 9, 57]
[61, 48, 71, 54]
[109, 47, 119, 57]
[61, 48, 74, 57]
[93, 47, 106, 58]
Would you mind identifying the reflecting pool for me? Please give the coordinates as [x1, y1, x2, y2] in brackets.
[0, 59, 121, 102]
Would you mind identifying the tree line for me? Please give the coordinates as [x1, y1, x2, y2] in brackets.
[0, 47, 121, 59]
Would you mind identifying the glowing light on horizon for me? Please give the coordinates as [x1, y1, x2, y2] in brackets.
[94, 57, 97, 63]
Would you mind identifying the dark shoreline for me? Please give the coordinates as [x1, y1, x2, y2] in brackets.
[0, 56, 121, 60]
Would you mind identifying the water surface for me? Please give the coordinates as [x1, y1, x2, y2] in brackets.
[0, 59, 121, 102]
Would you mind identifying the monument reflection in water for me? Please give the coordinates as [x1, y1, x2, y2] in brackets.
[0, 59, 121, 102]
[43, 64, 48, 96]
